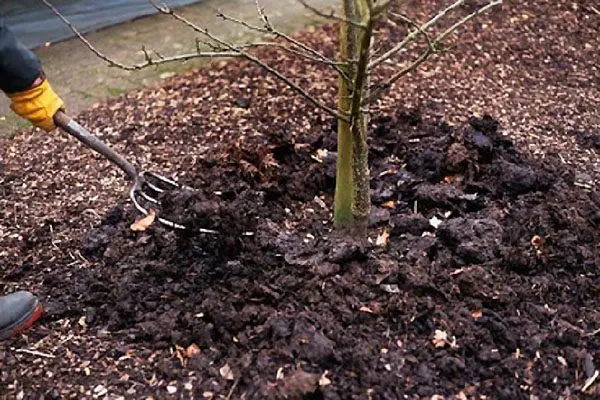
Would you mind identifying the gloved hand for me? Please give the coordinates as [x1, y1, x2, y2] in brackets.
[8, 78, 64, 132]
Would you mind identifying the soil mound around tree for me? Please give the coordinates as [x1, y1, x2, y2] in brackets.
[28, 112, 599, 399]
[1, 1, 598, 397]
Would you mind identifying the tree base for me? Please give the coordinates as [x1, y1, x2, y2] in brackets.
[333, 215, 368, 238]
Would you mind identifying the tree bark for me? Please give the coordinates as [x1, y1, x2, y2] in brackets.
[348, 0, 373, 236]
[333, 0, 358, 230]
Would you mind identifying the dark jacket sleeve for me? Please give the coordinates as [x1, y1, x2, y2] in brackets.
[0, 18, 42, 94]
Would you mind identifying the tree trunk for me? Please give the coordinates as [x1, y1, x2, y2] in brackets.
[333, 0, 358, 231]
[334, 0, 373, 237]
[350, 108, 370, 235]
[348, 0, 373, 236]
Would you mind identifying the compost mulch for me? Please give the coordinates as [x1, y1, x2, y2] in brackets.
[1, 1, 599, 399]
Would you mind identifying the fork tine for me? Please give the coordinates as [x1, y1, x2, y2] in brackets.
[156, 216, 187, 230]
[129, 186, 150, 216]
[128, 172, 219, 234]
[138, 190, 159, 204]
[144, 181, 165, 193]
[53, 113, 213, 233]
[130, 186, 186, 230]
[143, 171, 181, 188]
[144, 171, 195, 191]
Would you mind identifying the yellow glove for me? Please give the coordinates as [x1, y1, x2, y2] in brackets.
[8, 79, 64, 132]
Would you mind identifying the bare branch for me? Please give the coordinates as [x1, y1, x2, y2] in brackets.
[388, 12, 435, 52]
[217, 6, 352, 82]
[209, 38, 348, 66]
[366, 0, 502, 104]
[41, 0, 241, 70]
[254, 0, 271, 29]
[369, 0, 468, 70]
[147, 0, 349, 121]
[296, 0, 367, 28]
[365, 49, 430, 103]
[436, 0, 503, 43]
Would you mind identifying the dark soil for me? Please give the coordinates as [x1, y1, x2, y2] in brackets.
[5, 111, 600, 399]
[1, 1, 599, 399]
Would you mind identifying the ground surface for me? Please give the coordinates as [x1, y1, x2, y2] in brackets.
[1, 1, 599, 399]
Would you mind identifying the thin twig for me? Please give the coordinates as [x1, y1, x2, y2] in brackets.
[15, 348, 56, 359]
[212, 39, 348, 66]
[389, 12, 435, 52]
[255, 0, 271, 29]
[586, 328, 600, 337]
[366, 49, 431, 103]
[582, 370, 600, 393]
[296, 0, 367, 28]
[40, 0, 241, 70]
[217, 7, 352, 82]
[224, 377, 241, 400]
[590, 6, 600, 15]
[369, 0, 468, 70]
[436, 0, 503, 43]
[148, 0, 349, 121]
[43, 0, 347, 120]
[366, 0, 502, 103]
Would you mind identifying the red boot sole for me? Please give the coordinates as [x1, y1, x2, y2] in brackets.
[0, 303, 44, 340]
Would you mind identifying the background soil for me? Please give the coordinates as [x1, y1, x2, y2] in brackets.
[1, 1, 599, 399]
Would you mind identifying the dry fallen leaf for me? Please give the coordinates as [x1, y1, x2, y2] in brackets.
[319, 371, 332, 387]
[381, 284, 401, 294]
[281, 369, 320, 397]
[378, 168, 398, 177]
[219, 364, 234, 380]
[376, 229, 390, 247]
[471, 309, 483, 320]
[444, 175, 455, 183]
[186, 343, 201, 358]
[276, 367, 285, 380]
[359, 306, 374, 314]
[432, 330, 458, 348]
[382, 200, 396, 209]
[130, 209, 156, 232]
[429, 216, 443, 229]
[531, 235, 544, 247]
[311, 149, 329, 163]
[174, 345, 186, 367]
[432, 330, 448, 348]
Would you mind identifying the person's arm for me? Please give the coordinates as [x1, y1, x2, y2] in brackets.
[0, 19, 42, 93]
[0, 19, 64, 131]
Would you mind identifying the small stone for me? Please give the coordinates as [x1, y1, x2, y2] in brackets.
[235, 97, 251, 108]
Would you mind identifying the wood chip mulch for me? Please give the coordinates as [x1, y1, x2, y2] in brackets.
[0, 1, 599, 399]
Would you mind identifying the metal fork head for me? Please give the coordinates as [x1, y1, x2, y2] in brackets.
[129, 171, 186, 230]
[52, 112, 217, 234]
[128, 172, 219, 234]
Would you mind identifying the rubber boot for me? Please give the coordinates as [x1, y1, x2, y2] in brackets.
[0, 291, 43, 340]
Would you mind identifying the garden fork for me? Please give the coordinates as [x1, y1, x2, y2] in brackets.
[53, 111, 217, 233]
